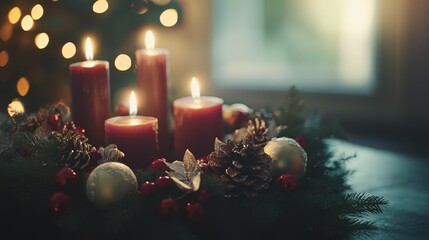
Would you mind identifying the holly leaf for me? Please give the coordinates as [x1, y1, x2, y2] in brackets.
[166, 150, 201, 192]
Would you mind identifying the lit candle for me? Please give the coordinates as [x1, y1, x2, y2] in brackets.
[105, 91, 159, 170]
[70, 37, 110, 147]
[174, 77, 223, 159]
[135, 30, 170, 157]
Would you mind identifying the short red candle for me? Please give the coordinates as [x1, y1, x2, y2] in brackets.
[136, 31, 170, 157]
[174, 96, 223, 159]
[70, 38, 110, 147]
[105, 116, 158, 170]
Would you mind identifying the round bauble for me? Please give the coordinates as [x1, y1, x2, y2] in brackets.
[223, 103, 251, 127]
[86, 162, 138, 208]
[264, 137, 307, 178]
[140, 181, 156, 197]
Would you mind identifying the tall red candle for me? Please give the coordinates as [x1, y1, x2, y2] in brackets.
[70, 38, 110, 147]
[174, 78, 223, 159]
[105, 91, 158, 170]
[136, 31, 169, 157]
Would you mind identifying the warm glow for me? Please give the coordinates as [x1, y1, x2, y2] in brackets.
[160, 9, 178, 27]
[1, 23, 13, 41]
[62, 42, 76, 59]
[152, 0, 171, 6]
[8, 7, 21, 24]
[114, 54, 132, 71]
[17, 77, 30, 96]
[7, 99, 25, 116]
[0, 51, 9, 67]
[93, 0, 109, 14]
[85, 37, 94, 60]
[145, 30, 155, 49]
[129, 91, 137, 116]
[31, 4, 44, 20]
[35, 32, 49, 49]
[21, 15, 34, 31]
[191, 77, 200, 99]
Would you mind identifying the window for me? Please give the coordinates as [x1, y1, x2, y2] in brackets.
[212, 0, 378, 94]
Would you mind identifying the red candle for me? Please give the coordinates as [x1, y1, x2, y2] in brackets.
[136, 31, 170, 157]
[174, 78, 223, 159]
[70, 37, 110, 147]
[105, 91, 158, 170]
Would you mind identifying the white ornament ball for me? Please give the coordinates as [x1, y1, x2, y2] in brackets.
[223, 103, 251, 126]
[264, 137, 307, 178]
[86, 162, 138, 208]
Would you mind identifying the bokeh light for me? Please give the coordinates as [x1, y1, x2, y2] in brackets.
[8, 7, 21, 24]
[31, 4, 44, 20]
[131, 0, 149, 14]
[62, 42, 77, 59]
[7, 99, 25, 116]
[160, 9, 178, 27]
[151, 0, 171, 6]
[17, 77, 30, 96]
[0, 51, 9, 67]
[35, 33, 49, 49]
[93, 0, 109, 14]
[0, 24, 13, 41]
[21, 15, 34, 31]
[114, 54, 132, 71]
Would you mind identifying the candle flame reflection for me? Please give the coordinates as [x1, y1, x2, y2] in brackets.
[145, 30, 155, 50]
[85, 37, 94, 61]
[191, 77, 200, 99]
[129, 91, 137, 116]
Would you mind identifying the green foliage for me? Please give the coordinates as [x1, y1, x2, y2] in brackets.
[0, 88, 388, 239]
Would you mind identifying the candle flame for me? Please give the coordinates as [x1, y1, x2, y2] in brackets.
[191, 77, 200, 99]
[85, 37, 94, 60]
[129, 91, 137, 116]
[145, 30, 155, 50]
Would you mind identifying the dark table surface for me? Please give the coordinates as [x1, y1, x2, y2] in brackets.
[330, 139, 429, 239]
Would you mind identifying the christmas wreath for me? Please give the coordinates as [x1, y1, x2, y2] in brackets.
[0, 87, 387, 239]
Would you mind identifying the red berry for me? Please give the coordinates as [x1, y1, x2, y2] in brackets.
[89, 149, 102, 161]
[198, 157, 209, 164]
[140, 181, 156, 197]
[55, 168, 77, 189]
[48, 114, 60, 128]
[49, 192, 70, 214]
[155, 176, 173, 190]
[151, 158, 169, 171]
[294, 136, 308, 149]
[186, 202, 205, 222]
[196, 189, 210, 204]
[159, 198, 179, 217]
[277, 173, 299, 191]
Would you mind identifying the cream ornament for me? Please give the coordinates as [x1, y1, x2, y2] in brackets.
[86, 162, 138, 208]
[264, 137, 307, 178]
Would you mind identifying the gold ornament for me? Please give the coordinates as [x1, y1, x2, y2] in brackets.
[264, 137, 307, 179]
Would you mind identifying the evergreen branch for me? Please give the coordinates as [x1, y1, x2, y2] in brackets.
[340, 193, 389, 215]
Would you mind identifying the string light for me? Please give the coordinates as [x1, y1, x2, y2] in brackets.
[93, 0, 109, 14]
[31, 4, 44, 20]
[114, 54, 132, 71]
[21, 15, 34, 31]
[62, 42, 76, 59]
[152, 0, 171, 6]
[0, 50, 9, 67]
[0, 24, 13, 41]
[8, 7, 21, 24]
[7, 99, 25, 116]
[159, 9, 178, 27]
[35, 33, 49, 49]
[17, 77, 30, 96]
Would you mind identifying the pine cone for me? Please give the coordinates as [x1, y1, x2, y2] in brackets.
[246, 118, 269, 147]
[208, 138, 272, 197]
[50, 129, 92, 170]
